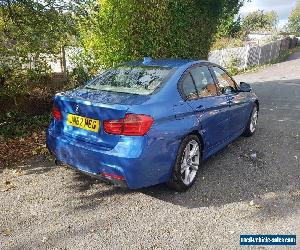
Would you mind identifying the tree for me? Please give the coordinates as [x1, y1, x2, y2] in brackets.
[287, 0, 300, 34]
[215, 15, 242, 39]
[241, 10, 278, 34]
[0, 0, 73, 57]
[0, 0, 75, 96]
[76, 0, 245, 69]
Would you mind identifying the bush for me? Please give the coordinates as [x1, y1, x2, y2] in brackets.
[77, 0, 243, 69]
[67, 50, 100, 88]
[0, 110, 50, 139]
[0, 60, 52, 97]
[226, 57, 241, 75]
[211, 37, 244, 50]
[0, 67, 28, 97]
[68, 66, 91, 89]
[0, 0, 75, 97]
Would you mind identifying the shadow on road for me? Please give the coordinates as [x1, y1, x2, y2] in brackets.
[1, 155, 57, 176]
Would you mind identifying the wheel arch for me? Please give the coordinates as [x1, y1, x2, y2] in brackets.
[188, 130, 205, 157]
[255, 100, 259, 111]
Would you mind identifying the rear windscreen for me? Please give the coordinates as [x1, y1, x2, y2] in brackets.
[85, 66, 173, 95]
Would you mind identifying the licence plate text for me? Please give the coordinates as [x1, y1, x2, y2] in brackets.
[67, 114, 100, 132]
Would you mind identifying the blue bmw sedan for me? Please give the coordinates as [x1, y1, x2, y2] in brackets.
[47, 58, 259, 191]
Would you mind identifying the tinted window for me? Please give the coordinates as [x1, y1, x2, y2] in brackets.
[182, 74, 198, 100]
[190, 66, 217, 97]
[212, 67, 237, 94]
[85, 66, 173, 95]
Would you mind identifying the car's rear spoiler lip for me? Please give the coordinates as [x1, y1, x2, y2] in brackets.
[54, 93, 130, 111]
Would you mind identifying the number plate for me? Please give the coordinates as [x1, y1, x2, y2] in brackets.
[67, 114, 100, 132]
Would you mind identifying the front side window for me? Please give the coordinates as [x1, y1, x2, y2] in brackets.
[190, 66, 217, 97]
[85, 66, 173, 95]
[212, 67, 237, 94]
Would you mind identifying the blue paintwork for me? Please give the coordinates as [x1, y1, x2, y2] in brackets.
[46, 59, 259, 189]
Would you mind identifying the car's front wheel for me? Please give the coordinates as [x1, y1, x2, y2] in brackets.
[243, 104, 258, 137]
[168, 135, 201, 191]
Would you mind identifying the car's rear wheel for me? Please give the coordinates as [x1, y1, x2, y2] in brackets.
[167, 135, 201, 191]
[243, 105, 258, 137]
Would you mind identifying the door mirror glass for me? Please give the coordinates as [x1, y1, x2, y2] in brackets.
[239, 82, 252, 92]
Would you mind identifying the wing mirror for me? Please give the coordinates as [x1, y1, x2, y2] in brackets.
[239, 82, 252, 92]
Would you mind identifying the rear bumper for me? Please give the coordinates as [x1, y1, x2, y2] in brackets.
[46, 129, 174, 189]
[66, 163, 127, 188]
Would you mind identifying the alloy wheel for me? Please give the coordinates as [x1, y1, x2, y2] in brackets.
[250, 107, 258, 133]
[180, 140, 200, 185]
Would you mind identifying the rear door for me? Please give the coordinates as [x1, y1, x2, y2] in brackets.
[179, 65, 231, 149]
[211, 66, 251, 136]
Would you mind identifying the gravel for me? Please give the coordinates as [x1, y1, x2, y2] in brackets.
[1, 53, 300, 250]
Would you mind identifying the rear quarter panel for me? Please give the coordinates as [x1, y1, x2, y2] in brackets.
[127, 79, 200, 183]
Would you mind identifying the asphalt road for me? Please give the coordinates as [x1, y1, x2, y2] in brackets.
[1, 53, 300, 250]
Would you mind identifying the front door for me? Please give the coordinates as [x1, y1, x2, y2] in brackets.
[211, 66, 250, 136]
[179, 65, 231, 149]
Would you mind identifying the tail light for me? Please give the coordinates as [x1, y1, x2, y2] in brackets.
[51, 107, 62, 121]
[103, 114, 154, 136]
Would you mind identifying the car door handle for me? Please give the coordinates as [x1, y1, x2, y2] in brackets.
[225, 96, 234, 101]
[195, 105, 205, 112]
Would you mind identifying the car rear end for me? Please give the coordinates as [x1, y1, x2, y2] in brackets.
[47, 94, 158, 187]
[46, 63, 175, 188]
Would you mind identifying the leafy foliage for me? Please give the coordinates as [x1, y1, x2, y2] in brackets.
[0, 110, 50, 139]
[226, 57, 241, 75]
[241, 10, 278, 34]
[77, 0, 244, 70]
[215, 15, 243, 40]
[211, 37, 244, 50]
[1, 0, 246, 91]
[0, 0, 74, 96]
[287, 0, 300, 34]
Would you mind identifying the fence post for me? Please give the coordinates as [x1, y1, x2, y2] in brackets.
[279, 39, 283, 53]
[277, 40, 281, 59]
[243, 44, 250, 70]
[269, 42, 273, 63]
[257, 46, 261, 65]
[220, 49, 224, 67]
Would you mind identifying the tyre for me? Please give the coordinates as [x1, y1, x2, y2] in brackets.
[243, 104, 258, 137]
[167, 135, 201, 191]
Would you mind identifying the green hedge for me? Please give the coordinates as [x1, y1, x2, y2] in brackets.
[79, 0, 242, 68]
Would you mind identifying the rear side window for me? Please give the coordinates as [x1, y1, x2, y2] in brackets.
[181, 66, 217, 100]
[181, 74, 198, 100]
[85, 66, 173, 95]
[190, 66, 217, 97]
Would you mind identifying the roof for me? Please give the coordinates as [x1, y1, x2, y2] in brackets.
[124, 58, 209, 68]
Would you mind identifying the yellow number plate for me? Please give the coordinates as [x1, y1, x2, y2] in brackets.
[67, 114, 100, 133]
